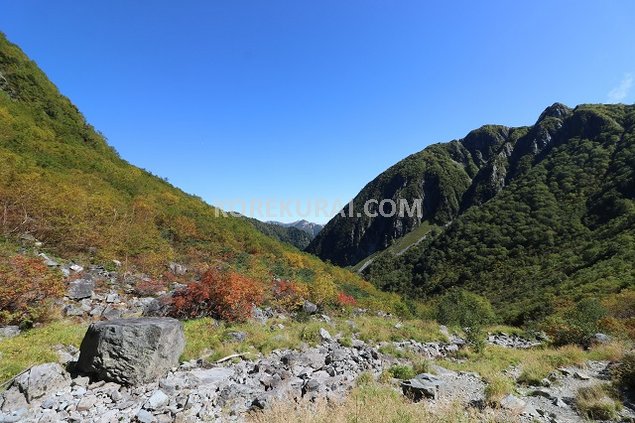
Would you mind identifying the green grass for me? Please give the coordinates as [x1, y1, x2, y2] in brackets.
[0, 320, 86, 383]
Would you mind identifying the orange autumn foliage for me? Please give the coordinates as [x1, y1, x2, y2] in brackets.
[171, 269, 264, 322]
[0, 254, 65, 325]
[337, 292, 357, 307]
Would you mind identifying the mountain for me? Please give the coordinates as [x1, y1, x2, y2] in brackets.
[268, 220, 323, 238]
[308, 103, 635, 322]
[244, 218, 314, 249]
[0, 32, 400, 310]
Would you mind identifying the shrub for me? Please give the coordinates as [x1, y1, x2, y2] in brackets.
[613, 352, 635, 391]
[388, 364, 415, 380]
[133, 278, 167, 297]
[336, 292, 357, 307]
[545, 298, 608, 346]
[170, 269, 264, 322]
[0, 254, 65, 326]
[437, 289, 494, 352]
[271, 280, 309, 310]
[309, 273, 337, 305]
[436, 288, 496, 328]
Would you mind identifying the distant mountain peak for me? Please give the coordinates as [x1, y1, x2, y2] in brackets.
[537, 102, 572, 122]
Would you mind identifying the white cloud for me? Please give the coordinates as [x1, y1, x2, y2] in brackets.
[608, 73, 633, 103]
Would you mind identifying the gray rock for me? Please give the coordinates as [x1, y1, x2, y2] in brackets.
[0, 389, 28, 412]
[137, 409, 155, 423]
[590, 333, 611, 345]
[552, 397, 567, 407]
[0, 408, 27, 423]
[302, 301, 318, 314]
[14, 363, 68, 402]
[499, 394, 526, 411]
[38, 253, 59, 267]
[190, 367, 233, 385]
[76, 318, 185, 385]
[251, 307, 268, 325]
[401, 373, 442, 401]
[76, 395, 96, 411]
[574, 371, 590, 380]
[106, 293, 119, 303]
[319, 328, 332, 342]
[64, 305, 84, 317]
[227, 332, 247, 342]
[67, 278, 95, 300]
[102, 306, 123, 320]
[144, 390, 169, 410]
[168, 262, 187, 276]
[69, 264, 84, 273]
[0, 326, 20, 339]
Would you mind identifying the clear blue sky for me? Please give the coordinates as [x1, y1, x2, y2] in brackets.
[2, 1, 634, 223]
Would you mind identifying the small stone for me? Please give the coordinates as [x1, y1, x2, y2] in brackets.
[319, 328, 332, 342]
[499, 394, 526, 411]
[69, 264, 84, 273]
[302, 301, 318, 314]
[38, 253, 59, 267]
[137, 409, 155, 423]
[589, 333, 611, 345]
[574, 371, 590, 380]
[105, 293, 119, 303]
[145, 389, 170, 410]
[76, 396, 96, 412]
[552, 397, 567, 407]
[227, 331, 247, 342]
[0, 326, 21, 339]
[168, 262, 187, 276]
[67, 278, 95, 300]
[14, 363, 68, 402]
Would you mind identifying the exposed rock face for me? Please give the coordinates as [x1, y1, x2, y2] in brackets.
[76, 318, 185, 385]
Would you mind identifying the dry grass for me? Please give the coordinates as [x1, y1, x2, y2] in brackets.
[182, 315, 444, 362]
[247, 383, 519, 423]
[484, 375, 515, 405]
[575, 384, 622, 420]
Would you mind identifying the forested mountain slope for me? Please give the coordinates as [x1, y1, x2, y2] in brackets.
[309, 103, 635, 322]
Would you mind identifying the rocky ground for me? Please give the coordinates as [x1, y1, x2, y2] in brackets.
[0, 257, 634, 422]
[2, 321, 634, 423]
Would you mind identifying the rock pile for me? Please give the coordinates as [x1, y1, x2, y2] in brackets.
[0, 329, 387, 422]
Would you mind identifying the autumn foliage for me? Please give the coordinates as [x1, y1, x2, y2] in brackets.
[272, 280, 309, 310]
[337, 292, 357, 307]
[171, 269, 264, 322]
[0, 254, 65, 325]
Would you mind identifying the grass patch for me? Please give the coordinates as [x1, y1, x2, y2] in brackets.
[248, 379, 516, 423]
[484, 375, 515, 405]
[575, 384, 622, 420]
[388, 364, 416, 380]
[0, 320, 86, 383]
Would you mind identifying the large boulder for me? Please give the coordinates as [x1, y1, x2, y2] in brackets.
[76, 317, 185, 385]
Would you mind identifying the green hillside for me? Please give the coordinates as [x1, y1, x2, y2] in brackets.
[0, 32, 401, 313]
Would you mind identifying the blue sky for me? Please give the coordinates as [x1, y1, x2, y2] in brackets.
[2, 1, 634, 223]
